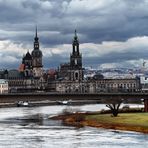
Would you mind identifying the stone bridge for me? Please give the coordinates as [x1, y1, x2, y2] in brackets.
[0, 92, 148, 111]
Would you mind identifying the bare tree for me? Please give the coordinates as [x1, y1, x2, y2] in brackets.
[105, 98, 123, 117]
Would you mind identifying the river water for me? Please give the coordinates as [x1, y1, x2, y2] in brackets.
[0, 104, 147, 148]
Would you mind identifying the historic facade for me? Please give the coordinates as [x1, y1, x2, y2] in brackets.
[0, 79, 8, 94]
[31, 27, 43, 78]
[22, 51, 33, 77]
[1, 28, 142, 93]
[56, 30, 85, 93]
[19, 27, 43, 78]
[56, 31, 140, 93]
[69, 30, 83, 81]
[58, 30, 83, 81]
[8, 27, 45, 93]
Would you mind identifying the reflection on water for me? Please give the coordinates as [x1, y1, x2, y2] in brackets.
[0, 104, 147, 148]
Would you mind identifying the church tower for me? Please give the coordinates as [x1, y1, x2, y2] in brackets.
[22, 51, 33, 77]
[31, 27, 43, 78]
[70, 30, 83, 81]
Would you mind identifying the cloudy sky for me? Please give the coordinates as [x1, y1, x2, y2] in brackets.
[1, 0, 148, 69]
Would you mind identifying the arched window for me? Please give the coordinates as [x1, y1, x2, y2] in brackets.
[75, 72, 78, 80]
[75, 59, 77, 65]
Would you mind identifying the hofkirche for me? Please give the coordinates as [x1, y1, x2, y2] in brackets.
[0, 28, 140, 93]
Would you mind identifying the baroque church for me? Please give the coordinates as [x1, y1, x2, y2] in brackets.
[18, 29, 85, 93]
[8, 27, 46, 93]
[58, 30, 83, 82]
[20, 27, 43, 78]
[70, 30, 83, 81]
[56, 30, 88, 93]
[56, 30, 139, 93]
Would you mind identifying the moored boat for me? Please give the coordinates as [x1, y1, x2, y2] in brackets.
[17, 101, 29, 107]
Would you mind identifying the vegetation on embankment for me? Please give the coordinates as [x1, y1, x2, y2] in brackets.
[51, 112, 148, 134]
[84, 113, 148, 133]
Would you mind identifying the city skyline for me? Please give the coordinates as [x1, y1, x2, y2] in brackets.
[1, 0, 148, 69]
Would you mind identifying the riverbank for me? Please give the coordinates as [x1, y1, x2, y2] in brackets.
[51, 112, 148, 134]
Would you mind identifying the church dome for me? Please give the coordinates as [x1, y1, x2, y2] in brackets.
[31, 50, 42, 58]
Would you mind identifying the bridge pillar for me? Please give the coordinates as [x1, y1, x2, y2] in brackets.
[144, 99, 148, 112]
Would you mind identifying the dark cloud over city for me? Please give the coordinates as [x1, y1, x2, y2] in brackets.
[1, 0, 148, 69]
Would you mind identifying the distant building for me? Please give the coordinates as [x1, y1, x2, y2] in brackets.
[58, 30, 83, 81]
[19, 27, 43, 78]
[88, 78, 140, 93]
[0, 70, 8, 79]
[21, 51, 33, 77]
[56, 30, 140, 94]
[69, 30, 83, 81]
[140, 75, 148, 92]
[31, 27, 43, 78]
[0, 79, 8, 94]
[9, 27, 45, 93]
[56, 78, 140, 94]
[4, 28, 141, 94]
[56, 30, 84, 93]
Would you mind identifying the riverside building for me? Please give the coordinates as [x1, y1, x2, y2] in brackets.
[0, 79, 8, 94]
[55, 31, 140, 93]
[8, 27, 46, 93]
[4, 29, 141, 93]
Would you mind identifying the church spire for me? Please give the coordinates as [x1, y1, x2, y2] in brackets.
[75, 29, 77, 37]
[72, 29, 79, 54]
[34, 26, 39, 42]
[74, 29, 78, 40]
[34, 26, 39, 50]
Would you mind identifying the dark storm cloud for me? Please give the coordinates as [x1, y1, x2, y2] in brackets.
[1, 0, 148, 45]
[1, 0, 148, 69]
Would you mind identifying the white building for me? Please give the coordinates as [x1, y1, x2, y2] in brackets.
[0, 79, 8, 94]
[140, 76, 148, 92]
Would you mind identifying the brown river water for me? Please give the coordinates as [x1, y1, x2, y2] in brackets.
[0, 104, 147, 148]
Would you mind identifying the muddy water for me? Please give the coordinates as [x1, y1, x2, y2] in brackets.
[0, 104, 147, 148]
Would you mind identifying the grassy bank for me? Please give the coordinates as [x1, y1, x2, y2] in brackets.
[52, 112, 148, 134]
[84, 113, 148, 133]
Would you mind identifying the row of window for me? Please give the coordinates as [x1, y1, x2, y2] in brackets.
[97, 83, 136, 88]
[0, 84, 8, 88]
[0, 90, 8, 93]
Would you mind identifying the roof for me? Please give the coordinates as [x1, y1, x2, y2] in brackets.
[8, 69, 22, 78]
[24, 51, 32, 60]
[19, 64, 25, 72]
[0, 79, 8, 84]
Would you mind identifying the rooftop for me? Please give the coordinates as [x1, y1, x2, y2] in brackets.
[0, 79, 8, 84]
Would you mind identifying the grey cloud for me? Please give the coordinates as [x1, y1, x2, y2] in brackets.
[1, 0, 148, 44]
[1, 0, 148, 69]
[83, 48, 148, 68]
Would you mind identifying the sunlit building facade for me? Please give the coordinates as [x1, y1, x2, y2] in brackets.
[0, 79, 8, 94]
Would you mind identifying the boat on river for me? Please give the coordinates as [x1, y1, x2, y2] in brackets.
[56, 100, 71, 105]
[17, 101, 30, 107]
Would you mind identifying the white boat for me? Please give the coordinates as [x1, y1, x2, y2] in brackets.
[56, 100, 71, 105]
[17, 101, 29, 107]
